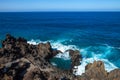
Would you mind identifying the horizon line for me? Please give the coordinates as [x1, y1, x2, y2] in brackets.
[0, 11, 120, 13]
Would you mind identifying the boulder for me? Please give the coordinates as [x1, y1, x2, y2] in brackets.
[66, 49, 82, 68]
[84, 61, 108, 80]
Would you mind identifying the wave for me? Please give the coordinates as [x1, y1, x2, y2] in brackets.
[74, 44, 118, 75]
[27, 39, 118, 75]
[28, 39, 78, 52]
[74, 58, 118, 75]
[27, 39, 51, 45]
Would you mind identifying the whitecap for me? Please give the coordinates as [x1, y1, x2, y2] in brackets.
[51, 42, 78, 52]
[27, 39, 52, 45]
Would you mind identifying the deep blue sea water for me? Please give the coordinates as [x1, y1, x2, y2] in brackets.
[0, 12, 120, 75]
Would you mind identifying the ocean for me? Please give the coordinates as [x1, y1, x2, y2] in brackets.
[0, 12, 120, 75]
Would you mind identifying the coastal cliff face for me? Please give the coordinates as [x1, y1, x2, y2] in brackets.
[0, 34, 120, 80]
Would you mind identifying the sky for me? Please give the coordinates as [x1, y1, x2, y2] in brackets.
[0, 0, 120, 12]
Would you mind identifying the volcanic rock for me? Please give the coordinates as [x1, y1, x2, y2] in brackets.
[108, 69, 120, 80]
[83, 61, 108, 80]
[66, 49, 82, 68]
[0, 34, 120, 80]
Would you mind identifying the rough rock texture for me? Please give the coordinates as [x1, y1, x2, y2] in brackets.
[68, 49, 82, 67]
[83, 61, 108, 80]
[66, 49, 82, 73]
[0, 34, 120, 80]
[79, 61, 120, 80]
[108, 69, 120, 80]
[0, 34, 77, 80]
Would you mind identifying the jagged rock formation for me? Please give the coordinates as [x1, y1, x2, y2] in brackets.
[82, 61, 108, 80]
[0, 34, 78, 80]
[80, 61, 120, 80]
[0, 34, 120, 80]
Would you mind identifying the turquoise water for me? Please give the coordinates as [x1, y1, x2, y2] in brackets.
[0, 12, 120, 74]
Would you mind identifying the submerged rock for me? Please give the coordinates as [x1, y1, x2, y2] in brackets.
[0, 34, 120, 80]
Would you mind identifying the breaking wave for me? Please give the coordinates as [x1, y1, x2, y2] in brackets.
[27, 39, 118, 75]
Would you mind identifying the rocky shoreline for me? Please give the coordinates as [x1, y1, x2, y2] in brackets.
[0, 34, 120, 80]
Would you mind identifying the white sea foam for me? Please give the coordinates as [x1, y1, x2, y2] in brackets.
[55, 52, 71, 60]
[27, 39, 38, 45]
[28, 39, 78, 60]
[27, 39, 118, 75]
[27, 39, 51, 45]
[74, 45, 118, 75]
[51, 41, 78, 52]
[74, 58, 118, 75]
[51, 62, 57, 66]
